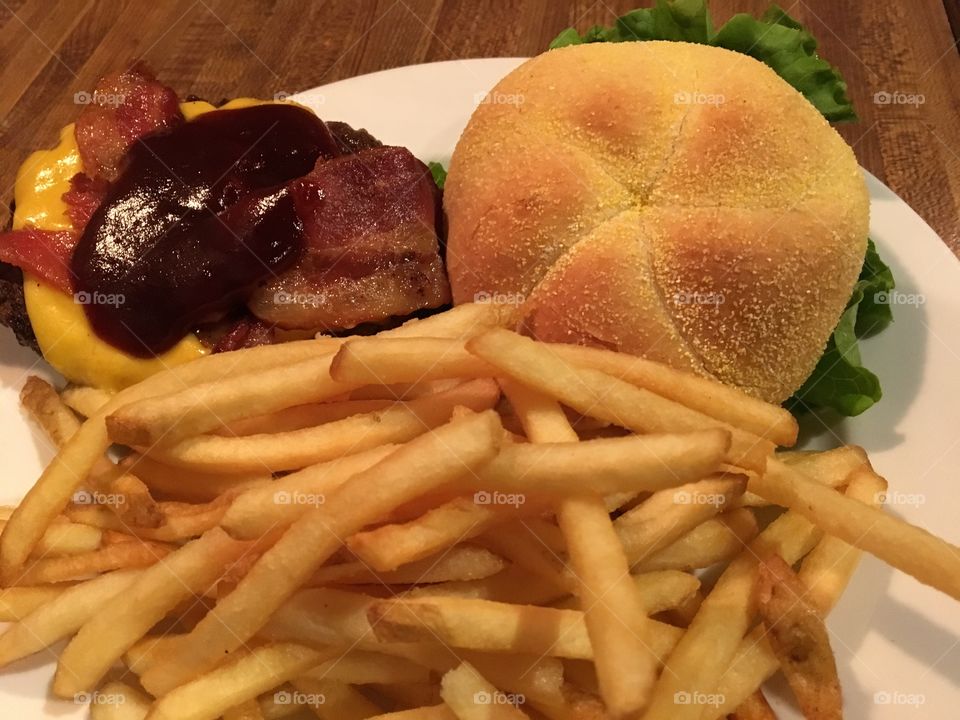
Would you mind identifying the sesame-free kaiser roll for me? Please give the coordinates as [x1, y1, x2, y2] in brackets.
[444, 41, 869, 403]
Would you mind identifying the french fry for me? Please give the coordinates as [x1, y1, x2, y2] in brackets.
[502, 380, 660, 717]
[109, 303, 507, 448]
[549, 571, 700, 617]
[330, 337, 495, 385]
[0, 569, 141, 666]
[20, 376, 81, 447]
[473, 430, 730, 496]
[54, 527, 249, 696]
[290, 677, 382, 719]
[347, 496, 522, 572]
[477, 522, 571, 592]
[728, 691, 777, 720]
[125, 634, 186, 676]
[145, 643, 336, 720]
[466, 328, 773, 471]
[440, 662, 530, 719]
[140, 411, 502, 696]
[221, 445, 399, 539]
[60, 386, 114, 421]
[221, 398, 394, 436]
[640, 511, 822, 720]
[614, 474, 747, 567]
[89, 680, 152, 720]
[401, 566, 565, 606]
[300, 649, 431, 685]
[709, 469, 886, 719]
[752, 458, 960, 600]
[120, 454, 269, 503]
[368, 596, 683, 662]
[66, 502, 226, 542]
[544, 342, 798, 446]
[21, 520, 103, 557]
[756, 555, 843, 720]
[634, 509, 759, 572]
[736, 445, 869, 507]
[148, 379, 500, 473]
[307, 544, 506, 586]
[0, 584, 70, 621]
[14, 540, 172, 585]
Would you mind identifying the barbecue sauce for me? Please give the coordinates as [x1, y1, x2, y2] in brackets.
[70, 104, 339, 356]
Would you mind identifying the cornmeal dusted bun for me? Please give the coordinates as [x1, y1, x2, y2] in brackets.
[444, 41, 869, 403]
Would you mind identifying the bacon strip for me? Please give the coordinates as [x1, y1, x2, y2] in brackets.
[0, 229, 77, 294]
[74, 62, 183, 182]
[247, 146, 450, 331]
[62, 173, 110, 230]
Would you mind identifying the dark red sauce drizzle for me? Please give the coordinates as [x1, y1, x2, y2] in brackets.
[70, 104, 339, 356]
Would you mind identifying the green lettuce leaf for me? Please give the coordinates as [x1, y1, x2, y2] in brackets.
[787, 240, 894, 417]
[549, 1, 856, 122]
[428, 161, 447, 190]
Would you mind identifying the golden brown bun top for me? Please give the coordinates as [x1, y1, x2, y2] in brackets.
[445, 42, 869, 403]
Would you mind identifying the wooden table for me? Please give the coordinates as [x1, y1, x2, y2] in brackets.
[2, 0, 958, 251]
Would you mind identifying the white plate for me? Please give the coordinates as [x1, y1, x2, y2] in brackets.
[2, 58, 959, 718]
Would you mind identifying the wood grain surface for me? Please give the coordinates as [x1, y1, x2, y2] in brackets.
[1, 0, 958, 250]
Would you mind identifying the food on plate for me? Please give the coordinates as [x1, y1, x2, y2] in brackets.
[0, 302, 958, 719]
[0, 64, 448, 390]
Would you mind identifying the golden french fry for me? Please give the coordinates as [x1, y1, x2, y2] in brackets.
[27, 520, 103, 557]
[0, 569, 141, 666]
[640, 511, 822, 720]
[20, 376, 81, 448]
[108, 303, 507, 448]
[300, 649, 431, 685]
[400, 566, 565, 606]
[66, 501, 226, 542]
[14, 540, 171, 585]
[756, 555, 842, 720]
[466, 328, 773, 471]
[60, 385, 114, 420]
[368, 707, 456, 720]
[125, 634, 186, 676]
[148, 379, 500, 473]
[473, 430, 730, 497]
[752, 458, 960, 600]
[221, 398, 394, 436]
[634, 509, 759, 573]
[54, 527, 249, 696]
[330, 337, 495, 385]
[440, 662, 530, 719]
[0, 584, 70, 621]
[614, 474, 747, 567]
[708, 468, 887, 719]
[146, 643, 335, 720]
[140, 411, 502, 696]
[120, 454, 269, 503]
[221, 445, 399, 539]
[89, 680, 152, 720]
[544, 342, 798, 446]
[736, 445, 869, 507]
[308, 544, 505, 586]
[290, 677, 382, 719]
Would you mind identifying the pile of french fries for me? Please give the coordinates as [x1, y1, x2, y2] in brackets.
[2, 302, 960, 720]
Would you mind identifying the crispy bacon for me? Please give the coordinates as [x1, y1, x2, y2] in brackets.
[247, 146, 450, 331]
[0, 229, 76, 294]
[74, 63, 183, 181]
